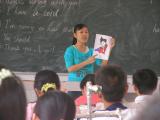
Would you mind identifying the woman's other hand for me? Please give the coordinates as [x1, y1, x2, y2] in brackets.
[110, 37, 116, 48]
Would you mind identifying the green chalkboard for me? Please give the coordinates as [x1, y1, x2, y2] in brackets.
[0, 0, 160, 75]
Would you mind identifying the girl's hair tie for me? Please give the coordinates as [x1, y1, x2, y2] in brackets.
[41, 83, 56, 92]
[0, 68, 13, 85]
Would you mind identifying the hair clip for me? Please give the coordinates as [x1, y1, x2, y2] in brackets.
[0, 69, 13, 85]
[41, 83, 56, 92]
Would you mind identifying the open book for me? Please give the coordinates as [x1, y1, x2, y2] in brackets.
[93, 34, 112, 60]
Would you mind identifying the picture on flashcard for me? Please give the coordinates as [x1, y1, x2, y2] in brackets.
[93, 34, 112, 60]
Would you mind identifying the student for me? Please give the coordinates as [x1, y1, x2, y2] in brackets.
[0, 67, 27, 120]
[26, 70, 61, 120]
[32, 91, 76, 120]
[34, 70, 60, 96]
[130, 95, 160, 120]
[75, 74, 101, 106]
[95, 65, 128, 111]
[64, 23, 115, 99]
[131, 69, 158, 108]
[116, 69, 158, 120]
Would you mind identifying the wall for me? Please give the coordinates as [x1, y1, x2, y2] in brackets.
[17, 72, 160, 102]
[0, 0, 160, 75]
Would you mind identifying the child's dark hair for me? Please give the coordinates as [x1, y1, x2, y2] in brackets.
[95, 65, 127, 102]
[133, 69, 158, 94]
[0, 68, 27, 120]
[72, 24, 88, 45]
[80, 74, 95, 90]
[34, 91, 76, 120]
[34, 70, 60, 92]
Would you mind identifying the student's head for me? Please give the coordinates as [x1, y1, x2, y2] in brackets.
[100, 37, 107, 47]
[0, 68, 27, 120]
[95, 65, 127, 103]
[34, 70, 60, 97]
[33, 91, 76, 120]
[80, 74, 95, 94]
[72, 23, 89, 45]
[133, 69, 158, 95]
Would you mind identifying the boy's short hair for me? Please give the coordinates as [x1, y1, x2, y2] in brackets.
[80, 74, 95, 90]
[133, 69, 158, 94]
[95, 65, 127, 102]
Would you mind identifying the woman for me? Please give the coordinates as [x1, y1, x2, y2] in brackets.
[64, 24, 115, 99]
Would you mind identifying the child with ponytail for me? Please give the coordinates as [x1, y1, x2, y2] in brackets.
[26, 70, 60, 120]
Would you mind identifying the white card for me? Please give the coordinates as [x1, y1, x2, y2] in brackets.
[93, 34, 112, 60]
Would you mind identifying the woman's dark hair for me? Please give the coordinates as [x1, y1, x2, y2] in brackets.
[34, 70, 60, 92]
[0, 69, 27, 120]
[34, 91, 76, 120]
[72, 23, 88, 45]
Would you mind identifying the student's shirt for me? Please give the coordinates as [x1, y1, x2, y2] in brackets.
[79, 102, 127, 120]
[26, 102, 36, 120]
[105, 102, 127, 111]
[125, 95, 152, 109]
[134, 95, 152, 104]
[75, 93, 101, 106]
[122, 95, 153, 120]
[64, 45, 102, 82]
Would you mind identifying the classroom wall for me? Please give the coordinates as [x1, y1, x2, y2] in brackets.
[17, 72, 160, 102]
[1, 0, 160, 75]
[16, 72, 160, 92]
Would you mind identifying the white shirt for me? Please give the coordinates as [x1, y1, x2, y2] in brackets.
[122, 95, 153, 120]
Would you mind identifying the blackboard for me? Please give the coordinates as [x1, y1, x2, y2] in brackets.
[0, 0, 160, 75]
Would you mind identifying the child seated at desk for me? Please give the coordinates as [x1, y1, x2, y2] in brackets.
[26, 70, 61, 120]
[75, 74, 102, 113]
